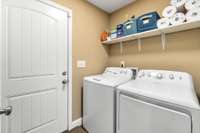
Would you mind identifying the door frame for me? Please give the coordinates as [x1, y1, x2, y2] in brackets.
[0, 0, 73, 132]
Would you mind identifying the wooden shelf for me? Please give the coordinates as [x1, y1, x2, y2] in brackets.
[102, 21, 200, 45]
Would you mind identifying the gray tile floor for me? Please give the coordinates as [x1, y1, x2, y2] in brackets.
[64, 127, 87, 133]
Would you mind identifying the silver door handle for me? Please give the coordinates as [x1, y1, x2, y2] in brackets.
[62, 79, 69, 85]
[62, 71, 67, 76]
[0, 106, 12, 116]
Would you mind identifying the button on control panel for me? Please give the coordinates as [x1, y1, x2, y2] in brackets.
[138, 72, 145, 78]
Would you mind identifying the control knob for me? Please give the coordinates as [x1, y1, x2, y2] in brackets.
[169, 74, 175, 80]
[156, 73, 163, 79]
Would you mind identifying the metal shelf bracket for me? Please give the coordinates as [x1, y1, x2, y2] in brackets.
[161, 32, 166, 51]
[120, 42, 123, 55]
[137, 38, 142, 52]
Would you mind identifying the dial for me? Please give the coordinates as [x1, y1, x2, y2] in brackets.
[169, 74, 175, 80]
[156, 73, 163, 79]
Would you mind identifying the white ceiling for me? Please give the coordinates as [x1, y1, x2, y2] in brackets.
[87, 0, 136, 13]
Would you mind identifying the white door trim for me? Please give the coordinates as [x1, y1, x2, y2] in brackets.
[0, 0, 73, 132]
[67, 9, 73, 131]
[0, 0, 3, 132]
[38, 0, 72, 16]
[0, 0, 2, 131]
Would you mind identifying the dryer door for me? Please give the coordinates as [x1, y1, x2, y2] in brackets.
[118, 94, 191, 133]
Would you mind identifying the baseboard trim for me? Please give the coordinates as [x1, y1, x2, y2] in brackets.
[71, 118, 82, 130]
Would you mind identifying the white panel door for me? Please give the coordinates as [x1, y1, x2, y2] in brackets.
[1, 0, 69, 133]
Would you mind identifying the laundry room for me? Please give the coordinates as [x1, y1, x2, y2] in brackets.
[0, 0, 200, 133]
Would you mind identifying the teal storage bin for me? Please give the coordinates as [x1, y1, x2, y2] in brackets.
[123, 18, 137, 36]
[137, 12, 160, 32]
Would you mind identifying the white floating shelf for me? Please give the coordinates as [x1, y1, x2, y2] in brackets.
[102, 21, 200, 45]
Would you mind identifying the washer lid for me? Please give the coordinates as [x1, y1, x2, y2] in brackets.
[118, 80, 200, 109]
[84, 67, 137, 87]
[84, 75, 132, 87]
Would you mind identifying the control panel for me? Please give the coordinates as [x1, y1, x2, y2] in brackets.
[137, 70, 193, 84]
[103, 67, 138, 78]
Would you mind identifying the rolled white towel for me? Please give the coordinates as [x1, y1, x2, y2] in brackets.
[186, 7, 200, 21]
[185, 0, 200, 10]
[162, 6, 177, 18]
[171, 0, 187, 12]
[157, 18, 171, 28]
[170, 13, 186, 25]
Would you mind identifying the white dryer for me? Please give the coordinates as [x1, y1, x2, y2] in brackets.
[117, 70, 200, 133]
[83, 67, 137, 133]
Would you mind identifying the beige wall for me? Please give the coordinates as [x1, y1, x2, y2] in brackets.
[109, 0, 200, 96]
[110, 0, 169, 28]
[55, 0, 110, 120]
[55, 0, 200, 121]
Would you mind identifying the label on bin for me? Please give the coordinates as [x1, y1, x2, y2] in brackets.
[126, 25, 132, 29]
[143, 19, 150, 24]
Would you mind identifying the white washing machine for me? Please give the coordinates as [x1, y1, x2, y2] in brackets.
[117, 70, 200, 133]
[83, 67, 137, 133]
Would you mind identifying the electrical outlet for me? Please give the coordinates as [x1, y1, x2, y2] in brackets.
[77, 60, 86, 68]
[120, 61, 125, 68]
